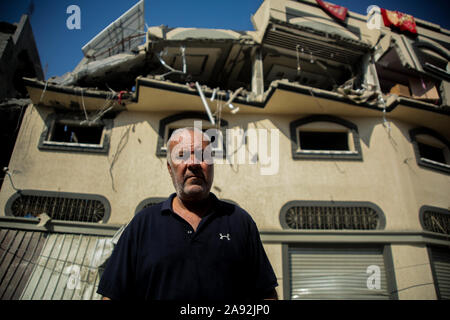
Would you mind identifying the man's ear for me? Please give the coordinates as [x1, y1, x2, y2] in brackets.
[167, 161, 172, 175]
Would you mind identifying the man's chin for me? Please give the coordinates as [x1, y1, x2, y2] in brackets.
[180, 185, 209, 201]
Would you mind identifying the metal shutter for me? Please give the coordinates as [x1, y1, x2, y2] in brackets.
[430, 246, 450, 299]
[289, 246, 390, 299]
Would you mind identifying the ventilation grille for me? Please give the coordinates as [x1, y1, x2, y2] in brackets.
[284, 206, 380, 230]
[423, 210, 450, 235]
[11, 195, 106, 223]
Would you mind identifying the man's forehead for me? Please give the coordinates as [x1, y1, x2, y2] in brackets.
[170, 130, 209, 148]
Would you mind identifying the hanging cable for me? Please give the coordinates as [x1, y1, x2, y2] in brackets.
[157, 46, 187, 78]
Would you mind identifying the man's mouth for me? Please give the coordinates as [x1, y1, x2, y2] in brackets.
[184, 175, 204, 182]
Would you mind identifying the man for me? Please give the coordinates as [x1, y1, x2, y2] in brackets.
[97, 127, 278, 300]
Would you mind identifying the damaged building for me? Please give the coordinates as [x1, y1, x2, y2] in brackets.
[0, 0, 449, 300]
[0, 14, 44, 194]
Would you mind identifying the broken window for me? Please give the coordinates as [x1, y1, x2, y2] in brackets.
[290, 115, 362, 160]
[50, 121, 104, 145]
[262, 52, 352, 92]
[410, 128, 450, 174]
[376, 46, 441, 102]
[38, 113, 112, 153]
[260, 21, 367, 92]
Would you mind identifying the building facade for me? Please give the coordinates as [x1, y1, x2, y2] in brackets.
[0, 0, 449, 300]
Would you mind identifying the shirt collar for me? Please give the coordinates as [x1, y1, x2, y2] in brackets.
[161, 192, 220, 215]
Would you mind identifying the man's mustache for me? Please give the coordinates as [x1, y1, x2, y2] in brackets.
[184, 173, 205, 182]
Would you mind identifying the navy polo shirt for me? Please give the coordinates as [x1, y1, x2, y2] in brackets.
[97, 193, 278, 301]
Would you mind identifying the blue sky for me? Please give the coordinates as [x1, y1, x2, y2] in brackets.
[1, 0, 449, 79]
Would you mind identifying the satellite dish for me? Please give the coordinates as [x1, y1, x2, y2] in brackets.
[82, 0, 146, 60]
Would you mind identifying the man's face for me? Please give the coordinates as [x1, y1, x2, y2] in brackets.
[167, 130, 214, 202]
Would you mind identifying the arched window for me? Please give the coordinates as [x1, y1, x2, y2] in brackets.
[289, 115, 362, 160]
[280, 200, 385, 230]
[5, 190, 111, 223]
[156, 112, 228, 158]
[420, 206, 450, 235]
[409, 127, 450, 174]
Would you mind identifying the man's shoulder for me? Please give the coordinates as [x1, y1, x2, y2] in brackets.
[134, 200, 166, 220]
[215, 198, 255, 224]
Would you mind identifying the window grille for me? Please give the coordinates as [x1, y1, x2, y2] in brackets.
[280, 201, 384, 230]
[9, 193, 107, 223]
[422, 209, 450, 235]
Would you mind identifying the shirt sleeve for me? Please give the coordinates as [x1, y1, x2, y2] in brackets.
[246, 216, 278, 299]
[97, 219, 139, 300]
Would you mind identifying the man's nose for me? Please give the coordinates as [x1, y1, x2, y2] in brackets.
[186, 151, 202, 166]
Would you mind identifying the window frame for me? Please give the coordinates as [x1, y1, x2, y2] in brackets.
[156, 112, 228, 158]
[412, 41, 450, 81]
[5, 189, 111, 223]
[38, 113, 113, 154]
[419, 205, 450, 235]
[279, 200, 386, 231]
[409, 127, 450, 175]
[289, 115, 363, 161]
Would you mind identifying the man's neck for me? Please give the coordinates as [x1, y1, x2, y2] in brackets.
[173, 193, 212, 218]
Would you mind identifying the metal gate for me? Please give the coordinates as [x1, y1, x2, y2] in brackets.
[0, 228, 114, 300]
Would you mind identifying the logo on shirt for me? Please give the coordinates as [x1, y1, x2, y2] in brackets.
[219, 233, 231, 241]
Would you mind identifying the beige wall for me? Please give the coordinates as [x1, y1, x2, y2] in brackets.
[1, 104, 449, 299]
[3, 106, 449, 228]
[391, 244, 437, 299]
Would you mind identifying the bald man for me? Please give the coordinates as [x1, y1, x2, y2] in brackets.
[97, 127, 278, 301]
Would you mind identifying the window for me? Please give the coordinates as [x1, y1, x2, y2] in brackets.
[280, 201, 385, 230]
[410, 128, 450, 174]
[284, 244, 397, 300]
[5, 190, 111, 223]
[135, 197, 166, 214]
[38, 113, 112, 153]
[420, 206, 450, 235]
[50, 122, 103, 145]
[299, 131, 349, 151]
[156, 112, 228, 158]
[290, 115, 362, 160]
[413, 41, 450, 80]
